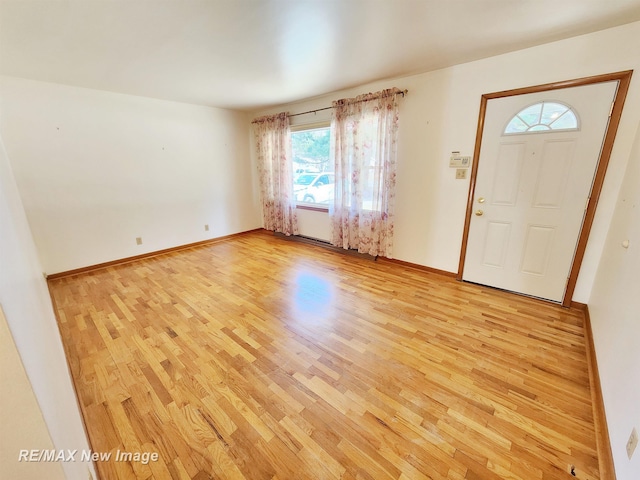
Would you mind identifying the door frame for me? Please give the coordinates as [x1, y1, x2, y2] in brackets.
[456, 70, 633, 307]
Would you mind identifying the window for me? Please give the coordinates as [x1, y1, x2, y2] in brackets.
[291, 125, 333, 207]
[504, 101, 579, 135]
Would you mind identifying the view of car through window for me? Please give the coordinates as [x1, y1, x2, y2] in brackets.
[291, 126, 333, 206]
[293, 172, 335, 204]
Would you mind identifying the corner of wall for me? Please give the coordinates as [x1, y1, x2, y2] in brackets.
[0, 133, 96, 479]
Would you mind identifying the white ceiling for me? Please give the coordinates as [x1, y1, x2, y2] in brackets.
[1, 0, 640, 111]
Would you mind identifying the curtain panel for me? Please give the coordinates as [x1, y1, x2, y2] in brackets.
[330, 88, 401, 257]
[253, 112, 298, 236]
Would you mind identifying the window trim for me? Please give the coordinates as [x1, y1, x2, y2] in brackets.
[296, 204, 329, 213]
[290, 121, 331, 132]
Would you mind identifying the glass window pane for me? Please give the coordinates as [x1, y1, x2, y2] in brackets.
[505, 116, 529, 134]
[549, 110, 578, 130]
[291, 127, 333, 206]
[294, 173, 317, 186]
[517, 103, 543, 126]
[503, 102, 578, 135]
[541, 102, 569, 125]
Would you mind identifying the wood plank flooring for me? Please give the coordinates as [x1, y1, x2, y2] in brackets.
[48, 231, 599, 479]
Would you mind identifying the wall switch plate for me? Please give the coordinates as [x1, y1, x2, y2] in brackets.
[627, 427, 638, 459]
[204, 224, 209, 231]
[456, 169, 467, 179]
[135, 237, 143, 245]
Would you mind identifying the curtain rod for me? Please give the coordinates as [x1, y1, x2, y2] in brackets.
[252, 88, 407, 123]
[289, 88, 407, 118]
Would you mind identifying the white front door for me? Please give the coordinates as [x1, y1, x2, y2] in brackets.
[463, 81, 617, 302]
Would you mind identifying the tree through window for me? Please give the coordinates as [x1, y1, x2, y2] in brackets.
[291, 126, 333, 207]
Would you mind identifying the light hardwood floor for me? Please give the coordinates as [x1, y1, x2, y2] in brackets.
[48, 231, 598, 479]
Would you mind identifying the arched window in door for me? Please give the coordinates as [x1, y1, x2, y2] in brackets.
[504, 101, 579, 135]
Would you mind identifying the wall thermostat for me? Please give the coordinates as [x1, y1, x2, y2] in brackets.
[450, 151, 471, 168]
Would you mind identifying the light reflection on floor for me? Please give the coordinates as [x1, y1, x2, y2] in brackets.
[290, 270, 335, 324]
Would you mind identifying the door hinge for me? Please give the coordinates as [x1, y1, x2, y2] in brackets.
[585, 197, 591, 211]
[609, 101, 615, 117]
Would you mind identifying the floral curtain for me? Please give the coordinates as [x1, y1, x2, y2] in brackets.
[253, 112, 298, 236]
[330, 88, 401, 257]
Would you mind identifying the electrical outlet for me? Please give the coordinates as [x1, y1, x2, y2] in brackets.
[135, 237, 143, 245]
[204, 224, 209, 231]
[456, 169, 467, 180]
[627, 427, 638, 459]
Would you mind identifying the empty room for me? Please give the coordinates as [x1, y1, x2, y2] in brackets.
[1, 1, 639, 479]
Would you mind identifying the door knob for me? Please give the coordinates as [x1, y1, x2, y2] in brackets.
[475, 210, 484, 216]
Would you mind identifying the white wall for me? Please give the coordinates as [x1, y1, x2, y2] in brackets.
[0, 135, 94, 479]
[0, 76, 261, 274]
[588, 121, 640, 480]
[253, 21, 640, 302]
[0, 305, 65, 480]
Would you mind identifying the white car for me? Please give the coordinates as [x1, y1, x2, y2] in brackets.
[294, 173, 335, 204]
